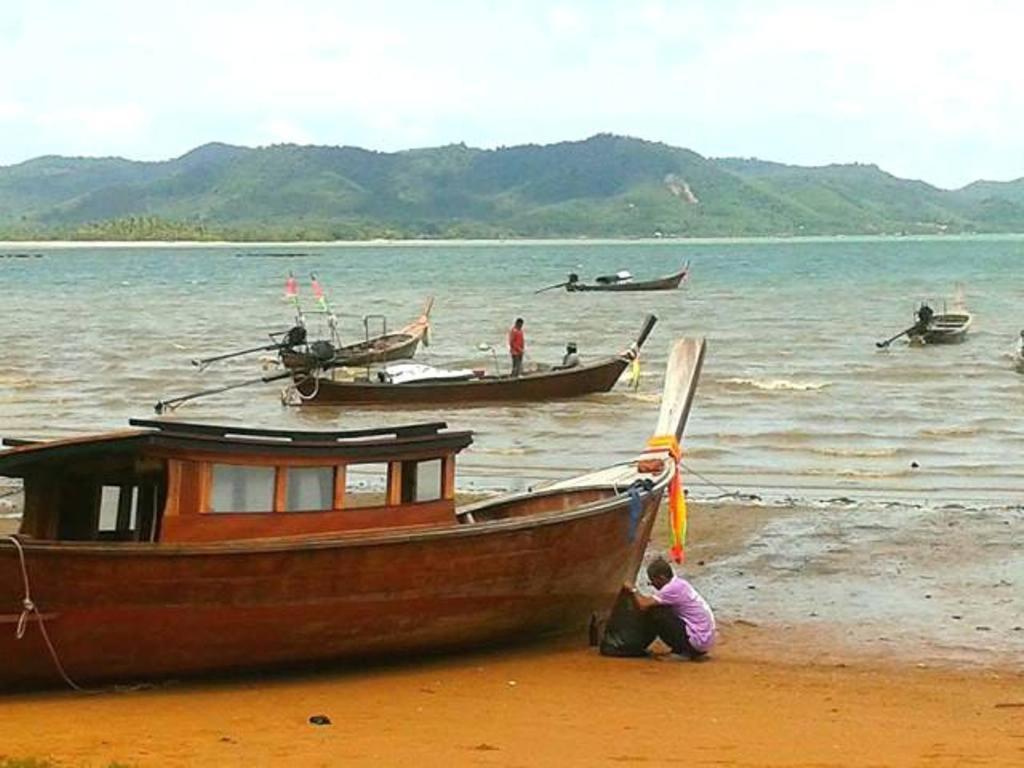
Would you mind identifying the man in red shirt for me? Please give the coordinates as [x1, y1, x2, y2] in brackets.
[508, 317, 525, 377]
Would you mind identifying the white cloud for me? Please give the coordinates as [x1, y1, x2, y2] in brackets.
[1, 0, 1023, 185]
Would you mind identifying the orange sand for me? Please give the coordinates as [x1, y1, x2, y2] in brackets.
[1, 504, 1022, 766]
[0, 633, 1021, 767]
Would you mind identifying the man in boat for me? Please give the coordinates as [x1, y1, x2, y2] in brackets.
[554, 342, 580, 370]
[624, 556, 716, 660]
[508, 317, 525, 377]
[914, 303, 935, 335]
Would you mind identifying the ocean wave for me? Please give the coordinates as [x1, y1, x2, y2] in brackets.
[814, 446, 903, 458]
[716, 377, 832, 392]
[918, 424, 983, 437]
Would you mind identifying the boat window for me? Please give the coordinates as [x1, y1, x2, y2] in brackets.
[98, 485, 139, 533]
[403, 459, 442, 503]
[345, 463, 388, 507]
[286, 467, 334, 512]
[210, 465, 275, 513]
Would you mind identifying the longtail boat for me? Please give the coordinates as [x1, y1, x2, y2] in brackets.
[191, 298, 433, 373]
[537, 262, 689, 293]
[280, 297, 433, 371]
[0, 337, 705, 689]
[292, 314, 657, 406]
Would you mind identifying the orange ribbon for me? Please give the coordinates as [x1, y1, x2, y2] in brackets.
[646, 435, 687, 563]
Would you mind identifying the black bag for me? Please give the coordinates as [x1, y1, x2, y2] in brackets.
[599, 588, 650, 657]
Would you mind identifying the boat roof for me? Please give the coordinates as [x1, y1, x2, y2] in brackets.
[0, 419, 473, 475]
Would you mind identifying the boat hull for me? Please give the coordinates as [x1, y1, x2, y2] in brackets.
[567, 269, 687, 292]
[0, 490, 659, 687]
[280, 332, 422, 370]
[910, 312, 972, 345]
[297, 356, 631, 405]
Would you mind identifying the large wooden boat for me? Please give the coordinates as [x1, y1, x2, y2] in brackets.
[293, 314, 657, 406]
[280, 297, 433, 370]
[0, 338, 705, 689]
[563, 262, 689, 293]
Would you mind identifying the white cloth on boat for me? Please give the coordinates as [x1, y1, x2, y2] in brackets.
[379, 363, 478, 384]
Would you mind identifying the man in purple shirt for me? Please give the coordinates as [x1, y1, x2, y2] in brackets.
[626, 556, 716, 659]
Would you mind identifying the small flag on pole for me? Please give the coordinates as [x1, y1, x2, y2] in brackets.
[311, 273, 327, 310]
[284, 272, 299, 304]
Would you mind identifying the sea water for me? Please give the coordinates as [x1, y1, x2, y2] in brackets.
[0, 237, 1021, 662]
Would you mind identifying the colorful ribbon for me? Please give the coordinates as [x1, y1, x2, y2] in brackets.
[645, 434, 687, 563]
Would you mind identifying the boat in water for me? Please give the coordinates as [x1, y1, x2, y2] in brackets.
[192, 298, 433, 373]
[281, 297, 433, 370]
[908, 289, 972, 345]
[538, 262, 688, 293]
[291, 314, 657, 406]
[0, 337, 705, 688]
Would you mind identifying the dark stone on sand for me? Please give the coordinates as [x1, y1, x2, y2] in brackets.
[910, 461, 919, 468]
[308, 714, 332, 726]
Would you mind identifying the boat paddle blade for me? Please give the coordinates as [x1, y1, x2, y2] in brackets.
[654, 338, 707, 442]
[876, 324, 917, 348]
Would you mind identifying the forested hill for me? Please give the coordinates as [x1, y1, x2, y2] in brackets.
[1, 134, 1023, 241]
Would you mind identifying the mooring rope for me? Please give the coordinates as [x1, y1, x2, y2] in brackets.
[2, 534, 87, 692]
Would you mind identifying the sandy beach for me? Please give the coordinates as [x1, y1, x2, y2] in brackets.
[2, 502, 1021, 767]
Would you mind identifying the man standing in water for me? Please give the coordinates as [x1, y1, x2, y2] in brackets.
[508, 317, 525, 377]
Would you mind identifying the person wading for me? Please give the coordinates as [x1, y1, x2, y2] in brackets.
[508, 317, 525, 377]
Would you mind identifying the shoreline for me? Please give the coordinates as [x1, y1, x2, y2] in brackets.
[4, 232, 1024, 249]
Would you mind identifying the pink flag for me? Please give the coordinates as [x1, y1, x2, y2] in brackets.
[311, 273, 327, 309]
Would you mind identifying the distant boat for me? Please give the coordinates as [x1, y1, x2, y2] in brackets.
[909, 311, 972, 345]
[909, 287, 972, 345]
[536, 263, 689, 294]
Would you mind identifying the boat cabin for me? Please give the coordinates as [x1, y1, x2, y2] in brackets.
[0, 419, 473, 544]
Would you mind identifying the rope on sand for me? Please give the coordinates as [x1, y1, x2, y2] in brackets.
[2, 534, 87, 692]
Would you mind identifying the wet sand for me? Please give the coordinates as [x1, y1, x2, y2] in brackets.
[1, 503, 1022, 766]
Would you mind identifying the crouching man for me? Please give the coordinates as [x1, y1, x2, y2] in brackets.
[624, 556, 716, 660]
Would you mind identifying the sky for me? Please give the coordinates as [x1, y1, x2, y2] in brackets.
[2, 0, 1023, 189]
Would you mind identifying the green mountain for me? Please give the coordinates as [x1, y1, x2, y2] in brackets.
[1, 134, 1022, 240]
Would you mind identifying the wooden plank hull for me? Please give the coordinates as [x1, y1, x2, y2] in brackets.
[296, 356, 630, 405]
[0, 490, 660, 687]
[567, 268, 687, 292]
[280, 332, 423, 370]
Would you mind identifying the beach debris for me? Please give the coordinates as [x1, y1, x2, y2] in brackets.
[994, 702, 1024, 708]
[911, 461, 920, 468]
[951, 615, 962, 620]
[308, 714, 332, 726]
[507, 680, 517, 686]
[473, 744, 500, 751]
[975, 626, 992, 631]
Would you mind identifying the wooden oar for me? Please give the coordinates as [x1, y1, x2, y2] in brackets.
[191, 325, 307, 369]
[155, 370, 295, 413]
[534, 281, 569, 294]
[191, 341, 287, 370]
[875, 324, 918, 349]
